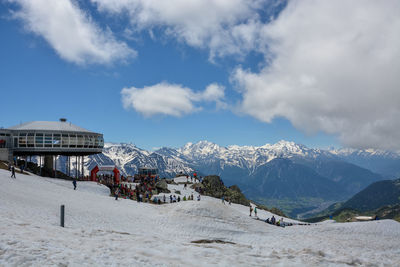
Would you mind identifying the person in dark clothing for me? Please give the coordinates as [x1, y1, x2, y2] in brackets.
[11, 165, 16, 178]
[72, 179, 77, 190]
[271, 215, 276, 225]
[115, 188, 119, 200]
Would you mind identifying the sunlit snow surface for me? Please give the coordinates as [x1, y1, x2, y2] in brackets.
[1, 170, 399, 266]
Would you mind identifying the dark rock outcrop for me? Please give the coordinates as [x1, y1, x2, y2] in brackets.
[156, 179, 171, 193]
[201, 175, 250, 206]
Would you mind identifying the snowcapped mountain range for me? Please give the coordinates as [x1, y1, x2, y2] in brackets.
[83, 140, 330, 177]
[81, 140, 400, 178]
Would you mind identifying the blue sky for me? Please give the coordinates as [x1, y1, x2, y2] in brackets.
[1, 0, 399, 151]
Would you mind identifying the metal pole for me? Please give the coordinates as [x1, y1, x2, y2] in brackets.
[75, 156, 78, 179]
[60, 205, 65, 227]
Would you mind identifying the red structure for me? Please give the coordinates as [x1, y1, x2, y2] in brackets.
[90, 165, 120, 184]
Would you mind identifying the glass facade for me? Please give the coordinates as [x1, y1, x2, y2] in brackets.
[11, 132, 104, 150]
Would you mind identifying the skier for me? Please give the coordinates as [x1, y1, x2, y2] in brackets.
[11, 165, 16, 178]
[249, 205, 253, 216]
[72, 179, 77, 190]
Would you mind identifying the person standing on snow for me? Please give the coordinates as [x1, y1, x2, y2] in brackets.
[72, 179, 77, 190]
[115, 187, 119, 200]
[254, 207, 258, 217]
[249, 205, 253, 216]
[11, 165, 16, 178]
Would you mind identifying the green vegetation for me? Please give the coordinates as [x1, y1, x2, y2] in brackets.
[253, 197, 329, 218]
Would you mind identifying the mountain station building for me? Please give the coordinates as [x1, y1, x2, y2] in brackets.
[0, 119, 104, 177]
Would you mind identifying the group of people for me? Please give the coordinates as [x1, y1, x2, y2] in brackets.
[249, 205, 258, 217]
[265, 216, 290, 227]
[151, 193, 201, 205]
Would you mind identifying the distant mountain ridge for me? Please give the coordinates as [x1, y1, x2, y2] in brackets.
[342, 178, 400, 211]
[306, 178, 400, 222]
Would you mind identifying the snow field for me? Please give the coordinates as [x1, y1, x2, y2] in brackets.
[1, 170, 400, 266]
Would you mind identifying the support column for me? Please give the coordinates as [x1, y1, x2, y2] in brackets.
[54, 155, 57, 178]
[81, 156, 84, 179]
[75, 156, 78, 179]
[44, 155, 53, 176]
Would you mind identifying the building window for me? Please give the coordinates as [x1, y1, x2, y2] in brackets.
[27, 133, 35, 147]
[89, 136, 94, 148]
[98, 136, 104, 148]
[69, 134, 77, 148]
[44, 134, 52, 147]
[53, 134, 61, 147]
[77, 135, 84, 148]
[84, 135, 89, 148]
[35, 133, 44, 147]
[61, 134, 69, 147]
[19, 133, 27, 147]
[94, 135, 99, 148]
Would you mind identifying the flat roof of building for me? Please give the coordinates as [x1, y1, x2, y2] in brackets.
[8, 121, 94, 133]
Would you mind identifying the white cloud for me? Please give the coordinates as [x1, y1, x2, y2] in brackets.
[91, 0, 267, 61]
[11, 0, 136, 65]
[233, 0, 400, 150]
[121, 82, 225, 117]
[202, 83, 227, 109]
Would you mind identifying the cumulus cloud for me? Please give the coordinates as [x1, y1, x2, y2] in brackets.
[91, 0, 267, 60]
[121, 82, 225, 117]
[10, 0, 136, 65]
[233, 0, 400, 150]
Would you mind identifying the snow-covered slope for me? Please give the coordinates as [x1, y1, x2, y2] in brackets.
[1, 170, 400, 266]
